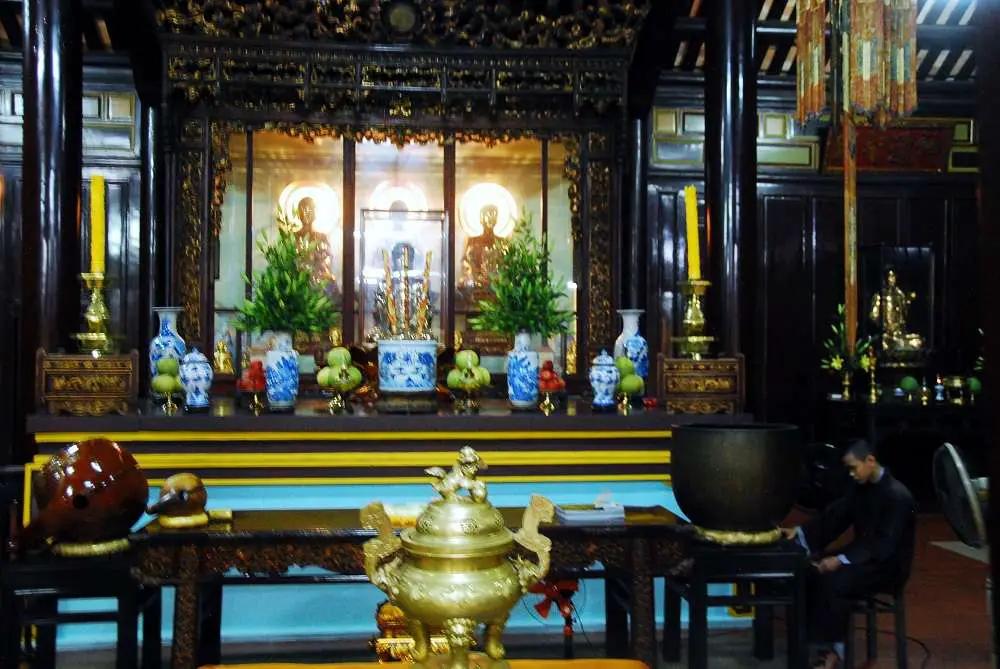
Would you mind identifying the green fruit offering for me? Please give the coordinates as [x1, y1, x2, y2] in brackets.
[455, 350, 480, 371]
[899, 376, 920, 393]
[447, 369, 464, 391]
[615, 356, 635, 377]
[967, 377, 982, 393]
[473, 366, 491, 387]
[152, 374, 176, 395]
[344, 365, 364, 390]
[173, 376, 185, 392]
[619, 373, 645, 396]
[156, 357, 180, 376]
[317, 366, 336, 389]
[326, 347, 352, 367]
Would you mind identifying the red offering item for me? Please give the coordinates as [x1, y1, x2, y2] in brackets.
[238, 361, 266, 392]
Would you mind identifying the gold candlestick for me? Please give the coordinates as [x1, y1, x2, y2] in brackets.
[72, 272, 113, 355]
[383, 250, 398, 336]
[867, 349, 879, 404]
[673, 279, 715, 360]
[402, 246, 411, 335]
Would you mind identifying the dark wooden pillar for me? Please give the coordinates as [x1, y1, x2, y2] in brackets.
[977, 0, 1000, 663]
[625, 117, 648, 310]
[622, 114, 649, 309]
[704, 0, 757, 359]
[18, 0, 83, 441]
[140, 103, 165, 390]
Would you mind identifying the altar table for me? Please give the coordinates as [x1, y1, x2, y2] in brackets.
[130, 507, 693, 669]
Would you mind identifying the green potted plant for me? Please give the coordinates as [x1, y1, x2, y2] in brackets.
[235, 214, 339, 410]
[469, 213, 573, 408]
[820, 303, 872, 401]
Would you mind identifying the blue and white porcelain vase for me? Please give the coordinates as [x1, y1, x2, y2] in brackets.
[614, 309, 649, 379]
[265, 331, 300, 410]
[376, 339, 438, 394]
[506, 331, 539, 409]
[179, 348, 213, 411]
[589, 349, 621, 408]
[150, 307, 186, 384]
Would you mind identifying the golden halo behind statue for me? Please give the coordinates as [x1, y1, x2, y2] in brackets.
[278, 181, 341, 233]
[459, 182, 517, 238]
[369, 181, 429, 213]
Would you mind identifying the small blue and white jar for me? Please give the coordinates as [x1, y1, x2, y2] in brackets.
[589, 349, 621, 408]
[376, 339, 438, 394]
[179, 348, 213, 411]
[507, 331, 540, 409]
[149, 307, 186, 384]
[614, 309, 649, 380]
[265, 331, 300, 411]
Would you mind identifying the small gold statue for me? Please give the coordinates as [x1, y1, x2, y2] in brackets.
[213, 337, 234, 374]
[294, 196, 340, 302]
[460, 205, 503, 294]
[870, 269, 924, 353]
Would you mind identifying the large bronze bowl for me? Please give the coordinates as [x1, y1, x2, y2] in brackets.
[671, 423, 801, 533]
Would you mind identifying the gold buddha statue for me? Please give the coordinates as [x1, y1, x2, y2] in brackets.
[460, 204, 503, 294]
[294, 196, 340, 302]
[213, 336, 234, 374]
[870, 268, 925, 353]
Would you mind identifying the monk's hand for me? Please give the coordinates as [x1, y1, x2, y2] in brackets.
[816, 556, 842, 573]
[779, 526, 798, 541]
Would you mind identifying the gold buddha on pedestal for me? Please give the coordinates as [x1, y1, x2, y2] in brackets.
[293, 196, 340, 302]
[870, 268, 925, 354]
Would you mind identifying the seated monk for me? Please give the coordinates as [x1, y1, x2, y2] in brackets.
[781, 440, 916, 668]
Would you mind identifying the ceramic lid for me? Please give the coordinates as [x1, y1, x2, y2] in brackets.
[591, 349, 614, 367]
[400, 447, 513, 559]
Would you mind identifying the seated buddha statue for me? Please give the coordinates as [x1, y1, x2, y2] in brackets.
[294, 196, 340, 303]
[870, 268, 925, 354]
[460, 204, 503, 298]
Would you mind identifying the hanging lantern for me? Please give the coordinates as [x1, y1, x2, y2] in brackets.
[795, 0, 918, 125]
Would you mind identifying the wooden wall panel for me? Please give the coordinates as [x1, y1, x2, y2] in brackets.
[646, 175, 978, 433]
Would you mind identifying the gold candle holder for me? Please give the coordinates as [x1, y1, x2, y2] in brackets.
[538, 392, 556, 416]
[72, 272, 114, 355]
[673, 279, 715, 360]
[867, 350, 879, 404]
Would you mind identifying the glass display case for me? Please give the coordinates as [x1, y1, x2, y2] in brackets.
[213, 130, 579, 376]
[357, 209, 448, 345]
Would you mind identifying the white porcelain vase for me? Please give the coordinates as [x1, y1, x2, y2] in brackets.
[613, 309, 649, 379]
[149, 307, 186, 384]
[506, 331, 540, 409]
[588, 349, 621, 408]
[376, 339, 438, 394]
[265, 331, 300, 410]
[179, 348, 213, 410]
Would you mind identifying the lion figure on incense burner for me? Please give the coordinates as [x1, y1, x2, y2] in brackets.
[424, 446, 488, 503]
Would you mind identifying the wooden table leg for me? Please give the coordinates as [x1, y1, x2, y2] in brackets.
[604, 577, 629, 657]
[142, 588, 162, 669]
[662, 579, 682, 663]
[117, 589, 140, 669]
[687, 570, 708, 669]
[628, 538, 657, 669]
[171, 547, 200, 669]
[788, 567, 808, 669]
[752, 582, 775, 661]
[197, 582, 223, 666]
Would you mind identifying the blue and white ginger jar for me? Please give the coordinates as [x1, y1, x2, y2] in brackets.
[507, 331, 540, 409]
[265, 331, 300, 410]
[179, 348, 213, 410]
[589, 349, 620, 408]
[377, 339, 438, 394]
[613, 309, 649, 380]
[149, 307, 186, 383]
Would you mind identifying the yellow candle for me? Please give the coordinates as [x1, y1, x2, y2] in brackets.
[684, 185, 701, 280]
[90, 175, 106, 274]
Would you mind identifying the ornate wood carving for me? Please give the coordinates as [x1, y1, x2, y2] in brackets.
[658, 355, 745, 415]
[586, 131, 615, 353]
[35, 348, 140, 416]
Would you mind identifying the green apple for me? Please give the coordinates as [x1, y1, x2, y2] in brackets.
[899, 376, 920, 393]
[152, 374, 176, 395]
[615, 356, 635, 377]
[967, 376, 982, 394]
[173, 375, 184, 392]
[156, 357, 180, 376]
[455, 350, 479, 371]
[344, 365, 364, 390]
[326, 347, 352, 367]
[460, 372, 480, 392]
[619, 373, 645, 396]
[473, 366, 491, 387]
[317, 366, 336, 388]
[447, 368, 464, 390]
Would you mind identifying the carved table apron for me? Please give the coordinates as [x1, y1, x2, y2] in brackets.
[129, 508, 692, 669]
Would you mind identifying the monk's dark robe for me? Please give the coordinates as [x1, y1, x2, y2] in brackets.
[801, 469, 917, 644]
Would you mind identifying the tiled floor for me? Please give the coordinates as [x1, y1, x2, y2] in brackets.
[53, 513, 992, 668]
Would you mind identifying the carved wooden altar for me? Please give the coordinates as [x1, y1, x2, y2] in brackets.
[125, 0, 653, 375]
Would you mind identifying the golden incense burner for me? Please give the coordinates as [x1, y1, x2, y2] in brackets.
[362, 447, 554, 669]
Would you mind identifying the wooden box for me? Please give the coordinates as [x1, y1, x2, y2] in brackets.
[657, 354, 744, 415]
[35, 348, 139, 416]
